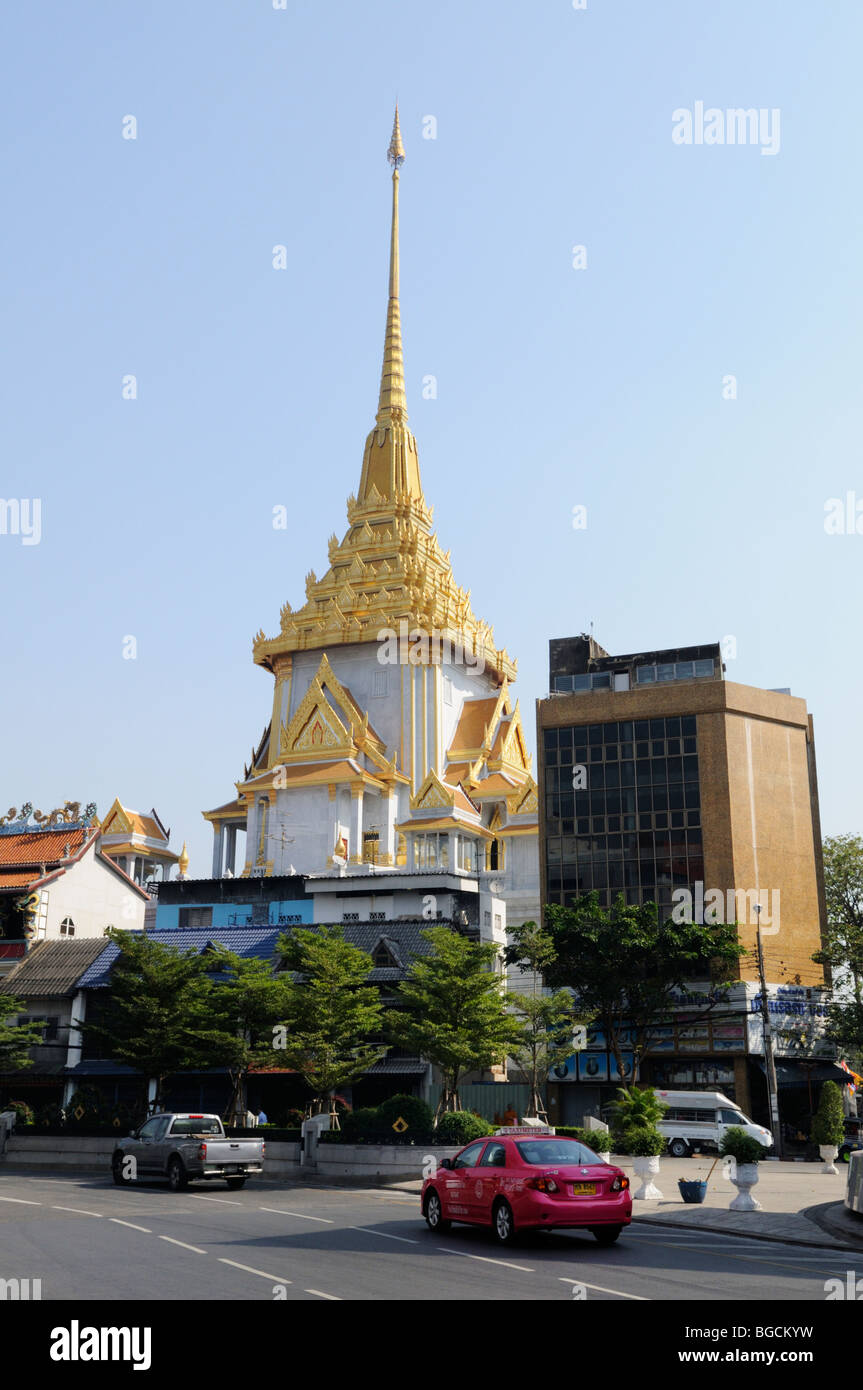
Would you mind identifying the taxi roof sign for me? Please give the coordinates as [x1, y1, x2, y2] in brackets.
[494, 1125, 556, 1136]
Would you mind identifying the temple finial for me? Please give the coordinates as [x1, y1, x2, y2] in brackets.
[388, 104, 406, 169]
[376, 105, 407, 427]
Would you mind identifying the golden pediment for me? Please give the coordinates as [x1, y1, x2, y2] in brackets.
[411, 770, 455, 811]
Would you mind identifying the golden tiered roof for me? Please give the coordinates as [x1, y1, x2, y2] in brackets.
[252, 108, 515, 685]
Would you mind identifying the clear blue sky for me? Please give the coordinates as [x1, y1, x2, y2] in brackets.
[2, 1, 860, 874]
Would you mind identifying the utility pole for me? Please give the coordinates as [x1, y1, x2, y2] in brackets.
[755, 903, 783, 1157]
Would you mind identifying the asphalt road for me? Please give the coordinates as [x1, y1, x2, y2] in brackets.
[1, 1170, 861, 1302]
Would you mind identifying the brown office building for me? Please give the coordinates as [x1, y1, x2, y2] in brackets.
[537, 635, 836, 1130]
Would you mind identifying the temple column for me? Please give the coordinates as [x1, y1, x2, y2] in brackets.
[380, 790, 396, 865]
[350, 786, 364, 864]
[225, 825, 237, 875]
[212, 825, 224, 878]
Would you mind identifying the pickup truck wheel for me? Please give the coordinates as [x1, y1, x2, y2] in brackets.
[668, 1138, 690, 1159]
[226, 1177, 246, 1191]
[112, 1153, 130, 1186]
[167, 1157, 189, 1191]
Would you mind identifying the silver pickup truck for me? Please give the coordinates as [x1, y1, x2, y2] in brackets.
[111, 1113, 265, 1191]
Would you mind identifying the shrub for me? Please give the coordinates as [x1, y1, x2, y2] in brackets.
[615, 1124, 665, 1157]
[340, 1108, 381, 1141]
[435, 1111, 494, 1145]
[375, 1093, 434, 1134]
[812, 1081, 845, 1148]
[3, 1100, 34, 1126]
[719, 1126, 764, 1165]
[556, 1126, 612, 1151]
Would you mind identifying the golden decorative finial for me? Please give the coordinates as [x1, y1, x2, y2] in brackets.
[178, 841, 189, 879]
[387, 104, 405, 169]
[375, 105, 408, 431]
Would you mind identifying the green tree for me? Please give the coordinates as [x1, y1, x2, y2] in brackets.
[505, 920, 585, 1119]
[276, 927, 385, 1124]
[0, 996, 48, 1075]
[812, 1079, 845, 1148]
[197, 948, 295, 1125]
[79, 929, 216, 1111]
[813, 834, 863, 1060]
[389, 927, 524, 1119]
[541, 893, 743, 1082]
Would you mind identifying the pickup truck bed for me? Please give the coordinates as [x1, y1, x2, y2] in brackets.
[111, 1113, 265, 1191]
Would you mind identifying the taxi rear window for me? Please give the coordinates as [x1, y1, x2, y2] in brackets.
[515, 1139, 601, 1165]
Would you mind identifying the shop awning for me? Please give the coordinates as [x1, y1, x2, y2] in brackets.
[755, 1059, 849, 1087]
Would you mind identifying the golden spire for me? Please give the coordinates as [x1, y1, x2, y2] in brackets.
[377, 105, 407, 427]
[178, 841, 189, 879]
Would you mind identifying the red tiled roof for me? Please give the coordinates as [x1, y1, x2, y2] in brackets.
[0, 827, 89, 867]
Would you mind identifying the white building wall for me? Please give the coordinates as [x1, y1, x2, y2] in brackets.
[37, 845, 147, 941]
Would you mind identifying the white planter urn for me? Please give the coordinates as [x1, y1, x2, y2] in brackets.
[729, 1162, 762, 1211]
[819, 1145, 839, 1175]
[632, 1155, 663, 1200]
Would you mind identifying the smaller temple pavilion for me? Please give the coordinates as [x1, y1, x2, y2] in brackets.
[98, 799, 180, 887]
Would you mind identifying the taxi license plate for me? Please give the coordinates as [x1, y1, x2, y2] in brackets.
[571, 1182, 596, 1195]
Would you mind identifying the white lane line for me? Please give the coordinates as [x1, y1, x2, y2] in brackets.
[110, 1219, 152, 1233]
[259, 1207, 334, 1224]
[52, 1205, 103, 1218]
[436, 1246, 534, 1273]
[559, 1276, 648, 1301]
[219, 1258, 292, 1283]
[0, 1197, 41, 1205]
[349, 1225, 419, 1245]
[158, 1235, 207, 1254]
[628, 1236, 837, 1276]
[188, 1195, 243, 1206]
[305, 1288, 341, 1300]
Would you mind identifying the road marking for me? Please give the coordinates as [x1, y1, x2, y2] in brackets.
[437, 1246, 534, 1273]
[559, 1276, 648, 1300]
[630, 1236, 840, 1276]
[52, 1206, 103, 1217]
[188, 1195, 243, 1206]
[349, 1225, 419, 1245]
[219, 1258, 292, 1283]
[305, 1288, 340, 1300]
[0, 1197, 41, 1205]
[259, 1207, 334, 1224]
[634, 1235, 863, 1261]
[159, 1235, 207, 1254]
[110, 1219, 152, 1233]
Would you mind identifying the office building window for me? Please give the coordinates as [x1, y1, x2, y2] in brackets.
[542, 715, 701, 911]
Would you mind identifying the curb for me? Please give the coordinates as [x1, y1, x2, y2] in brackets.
[804, 1200, 863, 1250]
[633, 1212, 859, 1251]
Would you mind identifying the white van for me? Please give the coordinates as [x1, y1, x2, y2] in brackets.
[655, 1090, 773, 1157]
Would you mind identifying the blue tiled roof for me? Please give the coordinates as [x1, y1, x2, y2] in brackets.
[74, 927, 284, 990]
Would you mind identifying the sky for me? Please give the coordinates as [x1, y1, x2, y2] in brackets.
[1, 1, 860, 875]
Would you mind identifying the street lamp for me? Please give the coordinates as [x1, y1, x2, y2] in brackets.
[754, 903, 783, 1157]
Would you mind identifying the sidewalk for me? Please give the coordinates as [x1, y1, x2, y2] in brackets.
[390, 1157, 863, 1250]
[617, 1156, 863, 1250]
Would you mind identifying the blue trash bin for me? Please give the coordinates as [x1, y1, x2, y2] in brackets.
[678, 1179, 707, 1204]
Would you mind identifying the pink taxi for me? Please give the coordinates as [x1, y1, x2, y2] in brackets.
[421, 1127, 631, 1246]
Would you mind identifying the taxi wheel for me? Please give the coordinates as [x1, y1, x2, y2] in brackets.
[592, 1225, 623, 1245]
[424, 1189, 451, 1233]
[493, 1199, 516, 1246]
